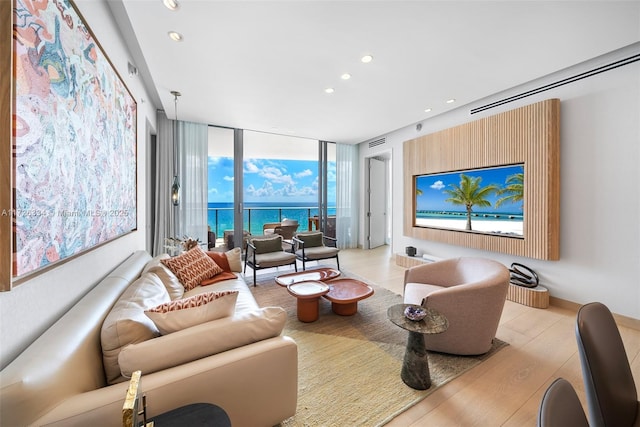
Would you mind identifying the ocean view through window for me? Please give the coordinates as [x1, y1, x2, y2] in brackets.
[208, 129, 335, 239]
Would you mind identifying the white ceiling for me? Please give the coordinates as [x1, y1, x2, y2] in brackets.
[112, 1, 640, 144]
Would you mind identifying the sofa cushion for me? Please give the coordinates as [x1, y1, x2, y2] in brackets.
[145, 290, 239, 335]
[252, 236, 283, 254]
[184, 276, 259, 313]
[101, 272, 171, 384]
[161, 246, 224, 291]
[225, 247, 242, 272]
[119, 307, 287, 377]
[143, 254, 184, 300]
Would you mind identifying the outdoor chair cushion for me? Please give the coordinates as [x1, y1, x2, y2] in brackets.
[252, 236, 285, 254]
[296, 232, 323, 248]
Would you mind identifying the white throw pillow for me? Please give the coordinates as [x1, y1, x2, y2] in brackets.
[143, 254, 184, 300]
[101, 272, 171, 384]
[225, 247, 242, 272]
[145, 290, 239, 335]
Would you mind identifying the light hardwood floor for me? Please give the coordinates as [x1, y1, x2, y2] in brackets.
[338, 245, 640, 427]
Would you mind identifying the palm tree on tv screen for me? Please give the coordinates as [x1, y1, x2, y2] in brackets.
[443, 174, 500, 230]
[495, 172, 524, 208]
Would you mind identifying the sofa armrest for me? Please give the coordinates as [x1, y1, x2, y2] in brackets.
[33, 337, 298, 427]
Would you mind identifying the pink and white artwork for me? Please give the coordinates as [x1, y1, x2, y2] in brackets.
[12, 0, 137, 278]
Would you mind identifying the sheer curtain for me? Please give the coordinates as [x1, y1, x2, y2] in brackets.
[336, 143, 359, 248]
[175, 121, 208, 245]
[152, 114, 208, 255]
[152, 111, 175, 256]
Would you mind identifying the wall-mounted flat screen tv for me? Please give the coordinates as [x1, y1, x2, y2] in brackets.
[415, 164, 524, 237]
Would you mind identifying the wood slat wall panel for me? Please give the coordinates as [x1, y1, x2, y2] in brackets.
[403, 99, 560, 260]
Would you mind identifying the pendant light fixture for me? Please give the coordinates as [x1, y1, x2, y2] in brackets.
[170, 90, 181, 206]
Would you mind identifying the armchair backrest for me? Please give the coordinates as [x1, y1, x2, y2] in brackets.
[275, 224, 299, 240]
[576, 302, 637, 427]
[295, 232, 324, 248]
[249, 235, 285, 254]
[404, 257, 508, 289]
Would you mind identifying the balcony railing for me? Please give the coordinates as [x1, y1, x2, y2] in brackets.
[208, 206, 335, 240]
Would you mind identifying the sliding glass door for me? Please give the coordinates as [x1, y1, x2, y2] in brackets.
[208, 127, 336, 248]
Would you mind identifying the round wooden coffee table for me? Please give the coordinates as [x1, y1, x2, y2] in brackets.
[275, 267, 340, 286]
[287, 281, 330, 322]
[323, 278, 374, 316]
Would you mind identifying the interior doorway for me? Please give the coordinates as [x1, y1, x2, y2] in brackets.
[366, 152, 391, 249]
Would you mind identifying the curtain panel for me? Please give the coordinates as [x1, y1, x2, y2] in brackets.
[336, 143, 359, 248]
[152, 111, 175, 256]
[152, 115, 208, 255]
[176, 121, 208, 245]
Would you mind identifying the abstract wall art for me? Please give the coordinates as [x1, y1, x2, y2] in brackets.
[10, 0, 137, 281]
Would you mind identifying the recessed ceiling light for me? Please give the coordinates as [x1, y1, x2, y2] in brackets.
[168, 31, 183, 42]
[341, 73, 351, 80]
[424, 108, 432, 113]
[361, 55, 373, 63]
[163, 0, 179, 10]
[325, 88, 335, 94]
[446, 98, 456, 104]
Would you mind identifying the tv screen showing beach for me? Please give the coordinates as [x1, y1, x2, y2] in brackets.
[415, 164, 524, 237]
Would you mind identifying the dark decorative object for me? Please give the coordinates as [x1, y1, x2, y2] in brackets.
[509, 262, 539, 288]
[171, 175, 180, 206]
[404, 305, 427, 321]
[406, 246, 417, 257]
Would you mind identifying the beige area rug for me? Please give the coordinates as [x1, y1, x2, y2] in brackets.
[250, 268, 508, 427]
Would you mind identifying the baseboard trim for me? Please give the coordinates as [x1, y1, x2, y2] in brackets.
[550, 296, 640, 331]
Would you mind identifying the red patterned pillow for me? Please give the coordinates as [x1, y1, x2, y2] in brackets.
[145, 290, 239, 334]
[161, 246, 223, 291]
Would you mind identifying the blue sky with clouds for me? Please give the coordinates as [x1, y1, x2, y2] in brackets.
[208, 156, 335, 205]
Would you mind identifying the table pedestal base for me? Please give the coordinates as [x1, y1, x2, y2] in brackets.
[331, 302, 358, 316]
[296, 297, 321, 322]
[401, 331, 431, 390]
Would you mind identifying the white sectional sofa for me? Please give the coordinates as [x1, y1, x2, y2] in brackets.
[0, 249, 298, 426]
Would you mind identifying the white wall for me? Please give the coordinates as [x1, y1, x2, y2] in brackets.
[0, 1, 158, 369]
[359, 43, 640, 319]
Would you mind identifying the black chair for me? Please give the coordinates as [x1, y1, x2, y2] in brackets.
[575, 302, 640, 427]
[244, 235, 297, 285]
[537, 378, 589, 427]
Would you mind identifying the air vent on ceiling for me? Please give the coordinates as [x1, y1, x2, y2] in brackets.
[470, 52, 640, 115]
[368, 137, 386, 148]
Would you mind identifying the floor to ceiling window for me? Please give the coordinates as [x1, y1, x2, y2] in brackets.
[208, 127, 336, 246]
[207, 126, 235, 244]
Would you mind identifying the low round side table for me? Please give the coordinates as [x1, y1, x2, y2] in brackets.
[387, 304, 449, 390]
[287, 281, 330, 322]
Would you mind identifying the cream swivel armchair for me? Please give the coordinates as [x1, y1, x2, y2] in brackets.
[403, 257, 510, 355]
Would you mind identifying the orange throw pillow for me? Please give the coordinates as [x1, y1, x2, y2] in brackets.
[205, 251, 231, 272]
